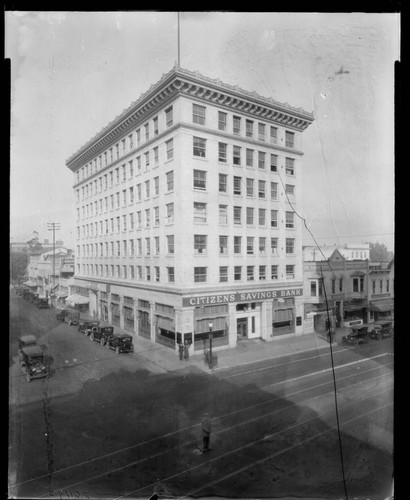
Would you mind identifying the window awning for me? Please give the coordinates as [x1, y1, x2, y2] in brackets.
[369, 299, 394, 312]
[55, 290, 68, 298]
[66, 294, 89, 305]
[45, 283, 59, 291]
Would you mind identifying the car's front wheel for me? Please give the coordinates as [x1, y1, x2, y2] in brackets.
[100, 339, 105, 346]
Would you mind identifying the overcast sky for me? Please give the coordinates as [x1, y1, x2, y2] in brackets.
[7, 11, 399, 250]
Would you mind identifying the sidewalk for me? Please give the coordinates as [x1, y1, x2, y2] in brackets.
[112, 324, 350, 374]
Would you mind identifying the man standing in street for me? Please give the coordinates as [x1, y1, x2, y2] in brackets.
[201, 413, 212, 453]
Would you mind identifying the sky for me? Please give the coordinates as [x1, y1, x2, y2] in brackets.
[7, 11, 399, 251]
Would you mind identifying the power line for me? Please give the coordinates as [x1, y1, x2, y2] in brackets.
[47, 222, 61, 308]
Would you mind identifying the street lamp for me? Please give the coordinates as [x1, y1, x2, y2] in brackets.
[208, 321, 213, 369]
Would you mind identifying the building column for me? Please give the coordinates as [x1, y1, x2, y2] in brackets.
[228, 303, 237, 348]
[133, 298, 138, 338]
[107, 293, 113, 324]
[149, 301, 156, 343]
[119, 296, 125, 330]
[261, 300, 272, 341]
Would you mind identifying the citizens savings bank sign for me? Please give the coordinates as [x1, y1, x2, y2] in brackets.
[182, 288, 303, 307]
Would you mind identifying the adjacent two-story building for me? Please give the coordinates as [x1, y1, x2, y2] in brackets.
[66, 65, 314, 353]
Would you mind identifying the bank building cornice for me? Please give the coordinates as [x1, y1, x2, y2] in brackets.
[66, 64, 314, 170]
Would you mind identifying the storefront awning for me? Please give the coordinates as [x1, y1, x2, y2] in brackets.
[55, 290, 68, 298]
[23, 280, 37, 287]
[45, 283, 59, 291]
[66, 294, 89, 305]
[369, 299, 394, 312]
[344, 305, 366, 312]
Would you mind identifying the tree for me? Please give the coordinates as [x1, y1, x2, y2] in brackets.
[367, 242, 394, 262]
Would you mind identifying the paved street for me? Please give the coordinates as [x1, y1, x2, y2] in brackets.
[9, 291, 394, 500]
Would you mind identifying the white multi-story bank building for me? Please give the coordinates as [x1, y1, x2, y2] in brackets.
[66, 66, 314, 354]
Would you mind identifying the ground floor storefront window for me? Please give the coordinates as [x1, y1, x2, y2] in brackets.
[155, 315, 175, 348]
[111, 301, 120, 326]
[193, 307, 228, 351]
[138, 309, 150, 338]
[123, 305, 134, 332]
[272, 299, 295, 336]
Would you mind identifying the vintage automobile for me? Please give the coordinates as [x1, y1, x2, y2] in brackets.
[369, 321, 394, 340]
[20, 345, 48, 382]
[342, 324, 371, 345]
[36, 298, 50, 309]
[105, 333, 134, 354]
[78, 319, 100, 334]
[64, 310, 81, 326]
[89, 326, 115, 345]
[18, 334, 38, 360]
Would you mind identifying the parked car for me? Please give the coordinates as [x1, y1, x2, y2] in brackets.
[18, 334, 38, 360]
[89, 326, 114, 345]
[20, 345, 48, 382]
[78, 319, 100, 334]
[342, 324, 371, 345]
[56, 308, 70, 321]
[64, 310, 81, 326]
[369, 321, 393, 340]
[105, 333, 134, 354]
[36, 298, 50, 309]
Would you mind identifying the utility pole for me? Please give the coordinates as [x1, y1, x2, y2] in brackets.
[47, 222, 61, 308]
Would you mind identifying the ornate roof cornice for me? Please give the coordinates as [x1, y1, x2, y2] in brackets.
[66, 64, 314, 170]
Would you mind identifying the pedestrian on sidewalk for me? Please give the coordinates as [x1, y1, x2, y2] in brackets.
[201, 414, 212, 453]
[183, 341, 190, 361]
[178, 342, 184, 361]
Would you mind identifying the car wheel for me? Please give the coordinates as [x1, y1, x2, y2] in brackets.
[26, 373, 31, 382]
[90, 333, 94, 341]
[115, 346, 120, 354]
[100, 339, 105, 346]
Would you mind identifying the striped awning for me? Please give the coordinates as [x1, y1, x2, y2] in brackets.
[369, 299, 394, 312]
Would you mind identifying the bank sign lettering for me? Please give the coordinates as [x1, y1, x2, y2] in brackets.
[182, 288, 303, 307]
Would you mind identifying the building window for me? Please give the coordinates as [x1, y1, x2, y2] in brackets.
[218, 142, 227, 163]
[193, 202, 207, 223]
[286, 211, 294, 228]
[153, 116, 159, 136]
[194, 267, 207, 283]
[193, 169, 207, 190]
[286, 157, 295, 175]
[166, 202, 174, 223]
[270, 154, 278, 172]
[233, 176, 242, 195]
[286, 238, 295, 254]
[246, 149, 254, 167]
[246, 207, 254, 225]
[270, 126, 278, 144]
[258, 180, 266, 198]
[194, 234, 207, 254]
[164, 139, 173, 161]
[270, 210, 278, 227]
[259, 208, 266, 226]
[339, 278, 343, 292]
[247, 266, 254, 281]
[285, 131, 295, 148]
[165, 106, 173, 127]
[258, 151, 266, 169]
[137, 266, 143, 279]
[145, 151, 150, 169]
[193, 137, 206, 157]
[379, 280, 383, 293]
[271, 265, 278, 280]
[219, 174, 227, 193]
[234, 236, 241, 254]
[145, 209, 150, 228]
[167, 267, 175, 283]
[218, 111, 227, 131]
[234, 266, 242, 281]
[233, 206, 242, 225]
[246, 120, 253, 137]
[332, 279, 336, 294]
[259, 265, 266, 280]
[246, 178, 254, 197]
[259, 237, 266, 254]
[145, 180, 150, 198]
[386, 279, 390, 293]
[146, 266, 151, 281]
[258, 123, 265, 141]
[219, 235, 228, 254]
[193, 104, 206, 125]
[311, 281, 317, 296]
[154, 206, 160, 226]
[247, 237, 254, 254]
[166, 235, 174, 254]
[154, 236, 160, 255]
[219, 266, 228, 283]
[144, 123, 149, 141]
[166, 171, 174, 192]
[286, 265, 295, 279]
[219, 205, 228, 224]
[137, 156, 141, 173]
[285, 184, 295, 196]
[155, 266, 160, 282]
[233, 116, 241, 135]
[270, 182, 278, 200]
[154, 176, 159, 196]
[145, 238, 151, 255]
[271, 237, 278, 254]
[372, 280, 376, 294]
[136, 128, 141, 146]
[233, 146, 241, 165]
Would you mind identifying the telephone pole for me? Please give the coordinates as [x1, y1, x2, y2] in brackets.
[47, 222, 61, 307]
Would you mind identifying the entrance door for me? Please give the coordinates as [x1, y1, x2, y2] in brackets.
[237, 318, 248, 339]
